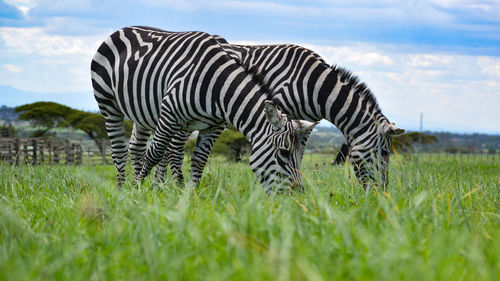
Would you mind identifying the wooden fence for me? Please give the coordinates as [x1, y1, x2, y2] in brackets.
[77, 138, 112, 165]
[0, 137, 124, 165]
[0, 138, 83, 165]
[2, 137, 498, 167]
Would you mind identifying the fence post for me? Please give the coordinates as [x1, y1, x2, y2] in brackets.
[48, 141, 52, 164]
[8, 123, 13, 137]
[40, 140, 44, 163]
[54, 146, 59, 164]
[23, 141, 28, 163]
[14, 138, 20, 165]
[32, 139, 37, 165]
[65, 140, 71, 165]
[76, 144, 82, 165]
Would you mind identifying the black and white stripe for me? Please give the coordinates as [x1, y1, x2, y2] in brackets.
[154, 42, 404, 188]
[90, 26, 316, 191]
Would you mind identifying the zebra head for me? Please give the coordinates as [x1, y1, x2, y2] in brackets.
[250, 101, 318, 193]
[349, 121, 404, 189]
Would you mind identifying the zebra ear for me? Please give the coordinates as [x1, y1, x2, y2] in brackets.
[383, 123, 405, 136]
[294, 120, 319, 134]
[264, 101, 285, 129]
[293, 120, 319, 147]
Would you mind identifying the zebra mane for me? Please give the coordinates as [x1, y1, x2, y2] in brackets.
[331, 65, 381, 112]
[210, 36, 274, 99]
[244, 65, 273, 97]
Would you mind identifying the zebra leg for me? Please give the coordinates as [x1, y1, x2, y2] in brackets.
[129, 123, 151, 180]
[332, 142, 350, 165]
[156, 130, 191, 184]
[154, 155, 169, 183]
[139, 98, 182, 180]
[102, 113, 128, 186]
[188, 126, 225, 187]
[151, 132, 187, 184]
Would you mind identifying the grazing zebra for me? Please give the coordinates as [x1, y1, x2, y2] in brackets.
[148, 42, 404, 188]
[331, 143, 350, 165]
[90, 26, 317, 191]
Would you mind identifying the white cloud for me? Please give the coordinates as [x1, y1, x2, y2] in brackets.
[0, 27, 102, 57]
[408, 54, 452, 68]
[5, 0, 35, 4]
[68, 66, 90, 84]
[0, 27, 105, 93]
[477, 56, 500, 79]
[298, 45, 395, 67]
[18, 6, 30, 15]
[4, 0, 36, 14]
[3, 64, 22, 73]
[429, 0, 499, 11]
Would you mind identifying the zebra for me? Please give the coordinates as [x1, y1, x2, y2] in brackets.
[90, 26, 317, 191]
[331, 143, 350, 165]
[145, 42, 404, 188]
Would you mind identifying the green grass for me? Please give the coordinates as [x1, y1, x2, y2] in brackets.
[1, 154, 499, 280]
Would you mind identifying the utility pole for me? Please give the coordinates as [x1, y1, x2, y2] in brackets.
[419, 113, 423, 132]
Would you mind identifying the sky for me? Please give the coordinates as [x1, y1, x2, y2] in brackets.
[0, 0, 499, 134]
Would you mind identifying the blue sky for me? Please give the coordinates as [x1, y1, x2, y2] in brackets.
[1, 0, 499, 133]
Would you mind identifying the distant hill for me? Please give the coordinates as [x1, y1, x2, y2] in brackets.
[414, 131, 500, 153]
[0, 105, 17, 123]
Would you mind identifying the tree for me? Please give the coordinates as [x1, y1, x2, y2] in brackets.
[15, 101, 132, 139]
[392, 132, 438, 153]
[15, 101, 133, 163]
[212, 129, 250, 161]
[15, 102, 75, 137]
[67, 110, 133, 159]
[66, 111, 108, 158]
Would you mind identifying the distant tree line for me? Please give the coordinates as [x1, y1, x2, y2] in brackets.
[392, 132, 439, 153]
[415, 131, 500, 153]
[307, 126, 500, 154]
[331, 131, 440, 165]
[3, 103, 499, 162]
[14, 102, 132, 156]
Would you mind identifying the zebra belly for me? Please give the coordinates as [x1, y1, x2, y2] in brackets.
[183, 120, 222, 131]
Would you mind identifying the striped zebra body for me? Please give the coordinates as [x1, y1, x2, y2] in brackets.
[157, 43, 404, 188]
[91, 26, 316, 191]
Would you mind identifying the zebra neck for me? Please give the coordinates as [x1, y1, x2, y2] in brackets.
[268, 56, 333, 122]
[221, 87, 269, 145]
[315, 67, 385, 142]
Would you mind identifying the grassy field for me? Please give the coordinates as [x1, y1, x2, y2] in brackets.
[1, 154, 499, 280]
